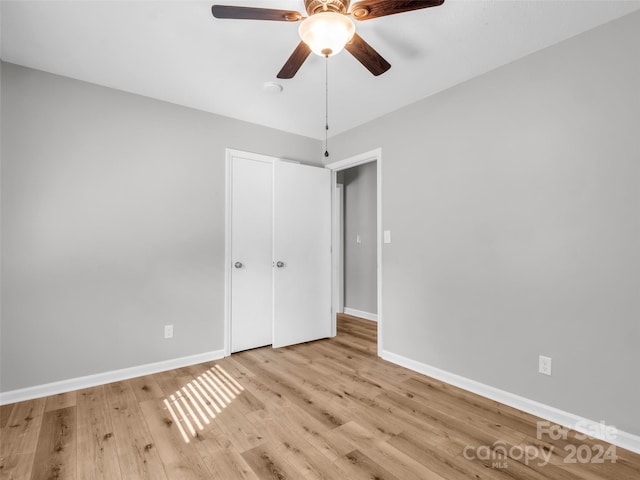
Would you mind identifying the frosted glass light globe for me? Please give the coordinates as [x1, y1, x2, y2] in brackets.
[299, 12, 355, 57]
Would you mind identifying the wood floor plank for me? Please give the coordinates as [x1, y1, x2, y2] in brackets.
[244, 407, 347, 480]
[215, 356, 257, 381]
[0, 404, 14, 429]
[207, 401, 267, 453]
[261, 404, 348, 463]
[401, 376, 537, 432]
[337, 390, 413, 438]
[332, 421, 447, 480]
[138, 398, 212, 479]
[29, 406, 76, 480]
[249, 349, 352, 412]
[233, 351, 347, 431]
[152, 370, 194, 399]
[388, 427, 515, 480]
[272, 436, 349, 480]
[0, 398, 46, 480]
[241, 443, 301, 480]
[76, 386, 122, 480]
[1, 398, 46, 457]
[193, 436, 260, 480]
[225, 369, 288, 410]
[1, 453, 37, 480]
[402, 375, 550, 440]
[44, 392, 77, 412]
[128, 375, 165, 403]
[334, 448, 400, 480]
[106, 381, 168, 480]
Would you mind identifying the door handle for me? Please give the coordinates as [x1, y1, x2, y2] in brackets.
[234, 261, 243, 269]
[276, 261, 285, 268]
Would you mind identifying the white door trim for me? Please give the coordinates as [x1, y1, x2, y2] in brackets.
[224, 149, 279, 356]
[333, 184, 344, 317]
[325, 148, 382, 356]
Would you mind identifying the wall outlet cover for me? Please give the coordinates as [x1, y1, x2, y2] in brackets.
[164, 325, 174, 339]
[539, 355, 552, 376]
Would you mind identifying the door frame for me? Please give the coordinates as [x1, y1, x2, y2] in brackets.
[326, 148, 383, 356]
[224, 148, 280, 357]
[333, 183, 344, 316]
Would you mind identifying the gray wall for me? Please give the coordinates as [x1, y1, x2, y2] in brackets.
[327, 12, 640, 435]
[342, 162, 377, 315]
[0, 62, 320, 392]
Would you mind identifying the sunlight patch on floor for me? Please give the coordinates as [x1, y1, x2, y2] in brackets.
[163, 365, 244, 443]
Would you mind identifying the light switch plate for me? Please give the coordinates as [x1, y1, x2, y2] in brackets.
[384, 230, 391, 244]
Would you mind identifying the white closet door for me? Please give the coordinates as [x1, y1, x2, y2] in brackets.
[230, 155, 273, 352]
[272, 160, 332, 348]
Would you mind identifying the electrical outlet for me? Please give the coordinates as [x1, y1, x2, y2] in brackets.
[539, 355, 552, 376]
[164, 324, 174, 339]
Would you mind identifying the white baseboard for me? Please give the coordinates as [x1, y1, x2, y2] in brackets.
[380, 350, 640, 455]
[0, 349, 225, 405]
[343, 307, 378, 322]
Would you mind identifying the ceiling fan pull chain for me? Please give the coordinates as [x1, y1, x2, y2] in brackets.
[324, 55, 330, 158]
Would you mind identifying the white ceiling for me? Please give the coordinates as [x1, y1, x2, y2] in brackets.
[2, 0, 639, 139]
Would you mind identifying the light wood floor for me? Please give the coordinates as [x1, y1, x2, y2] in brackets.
[1, 314, 638, 479]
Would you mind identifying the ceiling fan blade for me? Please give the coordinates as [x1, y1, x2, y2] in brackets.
[277, 42, 312, 79]
[212, 5, 303, 22]
[345, 33, 391, 76]
[350, 0, 444, 21]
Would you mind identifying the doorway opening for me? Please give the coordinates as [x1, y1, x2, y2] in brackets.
[326, 148, 382, 356]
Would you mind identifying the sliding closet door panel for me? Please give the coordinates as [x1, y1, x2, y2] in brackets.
[273, 161, 332, 348]
[231, 155, 273, 352]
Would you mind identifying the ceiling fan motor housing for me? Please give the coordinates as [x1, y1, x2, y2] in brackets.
[304, 0, 350, 15]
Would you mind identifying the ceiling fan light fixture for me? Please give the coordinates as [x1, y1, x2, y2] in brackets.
[298, 12, 355, 57]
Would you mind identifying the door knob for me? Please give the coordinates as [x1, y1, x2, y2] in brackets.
[276, 261, 285, 268]
[234, 262, 243, 269]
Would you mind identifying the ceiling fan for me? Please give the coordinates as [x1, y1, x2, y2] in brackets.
[212, 0, 445, 79]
